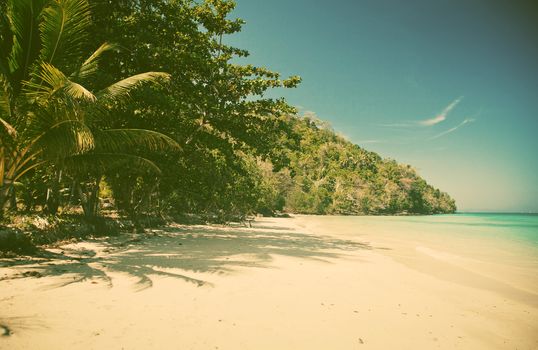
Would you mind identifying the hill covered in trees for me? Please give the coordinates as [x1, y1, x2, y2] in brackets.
[0, 0, 455, 236]
[256, 116, 456, 216]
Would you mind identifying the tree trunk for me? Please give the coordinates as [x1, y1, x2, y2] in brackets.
[45, 170, 62, 215]
[0, 180, 13, 220]
[9, 187, 16, 211]
[0, 188, 8, 220]
[67, 179, 78, 206]
[78, 176, 101, 218]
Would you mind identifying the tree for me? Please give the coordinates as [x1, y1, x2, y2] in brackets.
[0, 0, 178, 218]
[84, 0, 301, 217]
[278, 116, 457, 215]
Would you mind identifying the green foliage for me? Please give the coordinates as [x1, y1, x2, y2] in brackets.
[0, 0, 456, 228]
[83, 0, 301, 218]
[0, 0, 178, 219]
[275, 117, 456, 215]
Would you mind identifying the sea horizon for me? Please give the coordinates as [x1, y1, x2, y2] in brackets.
[456, 211, 538, 215]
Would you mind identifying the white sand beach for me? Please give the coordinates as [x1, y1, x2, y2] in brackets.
[1, 215, 537, 349]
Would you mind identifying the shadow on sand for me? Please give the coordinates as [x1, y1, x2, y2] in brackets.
[1, 220, 371, 290]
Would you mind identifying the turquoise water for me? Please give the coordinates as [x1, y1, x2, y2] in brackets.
[399, 213, 538, 246]
[304, 213, 538, 251]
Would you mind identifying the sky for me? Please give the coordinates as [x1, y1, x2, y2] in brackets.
[225, 0, 538, 212]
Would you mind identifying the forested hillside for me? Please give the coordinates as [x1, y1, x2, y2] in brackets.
[0, 0, 455, 234]
[257, 116, 456, 215]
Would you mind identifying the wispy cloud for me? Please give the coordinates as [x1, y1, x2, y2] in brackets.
[377, 96, 464, 128]
[357, 139, 386, 144]
[429, 118, 475, 140]
[419, 97, 463, 126]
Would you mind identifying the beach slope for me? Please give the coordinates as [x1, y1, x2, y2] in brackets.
[1, 216, 537, 349]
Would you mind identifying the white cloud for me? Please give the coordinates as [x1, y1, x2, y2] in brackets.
[429, 118, 475, 140]
[419, 96, 463, 126]
[377, 96, 464, 128]
[357, 139, 385, 144]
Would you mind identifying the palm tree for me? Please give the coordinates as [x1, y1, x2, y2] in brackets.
[0, 0, 178, 218]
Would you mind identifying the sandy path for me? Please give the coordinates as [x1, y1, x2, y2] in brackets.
[1, 216, 537, 349]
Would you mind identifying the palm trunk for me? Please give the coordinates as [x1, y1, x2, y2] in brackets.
[0, 174, 14, 219]
[67, 178, 78, 206]
[0, 185, 10, 220]
[78, 176, 101, 218]
[45, 170, 62, 215]
[92, 176, 102, 217]
[9, 187, 16, 210]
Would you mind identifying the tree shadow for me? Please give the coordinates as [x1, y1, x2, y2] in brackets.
[2, 224, 371, 290]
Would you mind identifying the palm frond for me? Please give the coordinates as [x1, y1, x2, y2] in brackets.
[64, 153, 162, 176]
[24, 99, 79, 136]
[0, 75, 12, 116]
[0, 75, 16, 147]
[64, 80, 96, 101]
[96, 72, 171, 105]
[71, 42, 121, 81]
[93, 129, 180, 154]
[0, 116, 16, 138]
[34, 119, 95, 159]
[23, 105, 94, 158]
[23, 62, 67, 99]
[39, 0, 91, 70]
[23, 62, 95, 102]
[7, 0, 48, 91]
[0, 116, 17, 154]
[12, 160, 47, 183]
[0, 7, 14, 78]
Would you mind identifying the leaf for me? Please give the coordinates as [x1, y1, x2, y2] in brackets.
[0, 7, 14, 78]
[23, 62, 95, 102]
[64, 80, 96, 101]
[64, 153, 162, 176]
[23, 62, 68, 99]
[39, 0, 91, 70]
[7, 0, 48, 91]
[0, 116, 16, 137]
[96, 72, 171, 105]
[93, 129, 180, 154]
[23, 105, 95, 158]
[71, 42, 121, 81]
[34, 118, 95, 159]
[0, 75, 12, 116]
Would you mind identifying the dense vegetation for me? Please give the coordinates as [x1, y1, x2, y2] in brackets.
[259, 116, 456, 215]
[0, 0, 455, 243]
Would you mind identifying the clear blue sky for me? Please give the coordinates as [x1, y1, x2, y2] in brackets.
[225, 0, 538, 212]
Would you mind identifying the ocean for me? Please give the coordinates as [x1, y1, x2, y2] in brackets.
[298, 212, 538, 247]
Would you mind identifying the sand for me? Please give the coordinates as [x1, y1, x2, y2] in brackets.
[1, 215, 537, 349]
